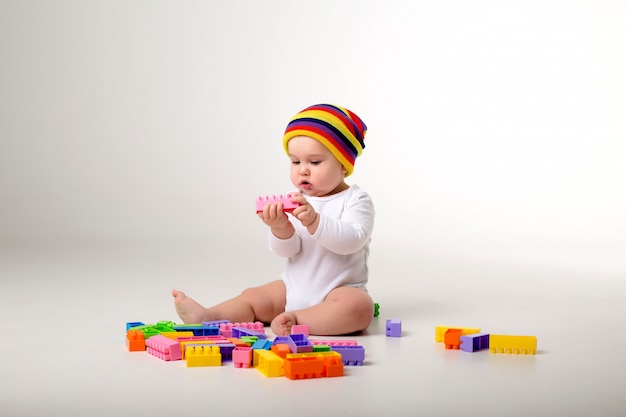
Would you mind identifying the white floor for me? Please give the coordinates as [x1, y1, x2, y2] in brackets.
[1, 242, 624, 417]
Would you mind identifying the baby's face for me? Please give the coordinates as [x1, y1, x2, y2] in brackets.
[287, 136, 348, 197]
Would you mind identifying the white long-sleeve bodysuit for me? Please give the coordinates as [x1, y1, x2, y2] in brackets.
[268, 185, 375, 311]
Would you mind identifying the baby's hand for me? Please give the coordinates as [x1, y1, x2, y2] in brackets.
[290, 193, 318, 229]
[257, 201, 291, 229]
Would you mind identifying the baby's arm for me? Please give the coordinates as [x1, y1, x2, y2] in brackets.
[312, 193, 374, 255]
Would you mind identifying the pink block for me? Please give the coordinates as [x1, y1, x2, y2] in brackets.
[291, 325, 309, 336]
[256, 194, 300, 213]
[146, 335, 181, 361]
[310, 339, 358, 346]
[232, 346, 253, 368]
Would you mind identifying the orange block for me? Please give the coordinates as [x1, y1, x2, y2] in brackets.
[271, 343, 291, 358]
[126, 329, 145, 351]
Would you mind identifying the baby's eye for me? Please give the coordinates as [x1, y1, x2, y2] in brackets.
[291, 160, 300, 165]
[310, 161, 321, 165]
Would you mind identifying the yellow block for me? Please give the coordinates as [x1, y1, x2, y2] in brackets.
[255, 349, 285, 377]
[435, 326, 481, 342]
[160, 331, 194, 340]
[186, 345, 221, 367]
[489, 335, 537, 355]
[179, 340, 216, 359]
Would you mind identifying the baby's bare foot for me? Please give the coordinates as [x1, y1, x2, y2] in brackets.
[172, 289, 208, 324]
[271, 311, 297, 336]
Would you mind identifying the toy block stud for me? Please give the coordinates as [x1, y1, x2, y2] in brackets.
[256, 194, 300, 213]
[386, 319, 402, 337]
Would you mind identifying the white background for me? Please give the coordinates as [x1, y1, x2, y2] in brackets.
[1, 1, 624, 416]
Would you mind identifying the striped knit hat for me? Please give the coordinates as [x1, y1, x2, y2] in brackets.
[283, 104, 367, 177]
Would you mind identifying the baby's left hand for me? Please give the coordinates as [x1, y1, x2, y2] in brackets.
[290, 193, 318, 228]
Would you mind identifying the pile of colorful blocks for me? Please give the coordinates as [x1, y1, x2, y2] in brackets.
[126, 320, 365, 380]
[435, 325, 537, 354]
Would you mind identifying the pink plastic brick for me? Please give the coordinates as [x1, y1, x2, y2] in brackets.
[146, 335, 181, 361]
[310, 340, 358, 346]
[256, 194, 300, 213]
[233, 346, 253, 368]
[291, 325, 310, 336]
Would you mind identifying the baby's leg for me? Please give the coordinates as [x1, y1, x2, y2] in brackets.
[270, 286, 374, 336]
[172, 280, 286, 324]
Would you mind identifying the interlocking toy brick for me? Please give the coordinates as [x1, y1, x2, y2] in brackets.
[331, 345, 365, 366]
[173, 324, 220, 336]
[444, 328, 462, 350]
[271, 343, 291, 359]
[285, 351, 344, 378]
[126, 329, 146, 352]
[386, 319, 402, 337]
[186, 345, 221, 367]
[146, 335, 182, 361]
[287, 334, 313, 353]
[255, 349, 285, 377]
[291, 325, 309, 336]
[126, 322, 145, 331]
[490, 335, 537, 355]
[435, 326, 481, 342]
[233, 347, 253, 368]
[251, 339, 273, 350]
[460, 333, 490, 353]
[284, 355, 325, 380]
[256, 194, 300, 213]
[310, 339, 358, 346]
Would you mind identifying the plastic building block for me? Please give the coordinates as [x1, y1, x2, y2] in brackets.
[232, 327, 266, 340]
[233, 346, 253, 368]
[256, 194, 300, 213]
[287, 334, 313, 353]
[251, 339, 273, 350]
[126, 329, 146, 352]
[173, 324, 220, 336]
[291, 325, 309, 336]
[331, 345, 365, 366]
[126, 322, 145, 331]
[312, 344, 331, 352]
[310, 339, 358, 346]
[285, 352, 344, 378]
[386, 319, 402, 337]
[202, 320, 231, 327]
[271, 343, 291, 359]
[146, 335, 182, 361]
[186, 345, 221, 367]
[489, 335, 537, 355]
[444, 329, 463, 350]
[254, 349, 285, 377]
[460, 333, 490, 353]
[373, 303, 380, 317]
[284, 356, 325, 380]
[160, 331, 194, 340]
[435, 326, 481, 342]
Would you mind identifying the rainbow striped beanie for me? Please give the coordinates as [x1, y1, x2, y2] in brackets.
[283, 104, 367, 177]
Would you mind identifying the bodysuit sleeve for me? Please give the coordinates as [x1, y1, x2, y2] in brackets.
[268, 229, 302, 258]
[311, 190, 374, 255]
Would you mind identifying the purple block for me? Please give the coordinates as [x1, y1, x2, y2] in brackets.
[386, 319, 402, 337]
[460, 333, 490, 352]
[231, 327, 267, 339]
[287, 333, 313, 353]
[332, 345, 365, 366]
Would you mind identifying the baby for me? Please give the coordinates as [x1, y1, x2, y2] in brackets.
[173, 103, 375, 336]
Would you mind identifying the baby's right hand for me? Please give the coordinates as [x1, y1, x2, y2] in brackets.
[257, 202, 291, 230]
